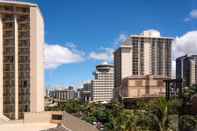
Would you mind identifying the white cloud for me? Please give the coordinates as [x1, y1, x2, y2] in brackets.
[190, 9, 197, 19]
[89, 48, 114, 63]
[184, 9, 197, 22]
[173, 31, 197, 59]
[89, 33, 126, 63]
[114, 33, 128, 46]
[172, 31, 197, 78]
[45, 44, 84, 69]
[184, 17, 191, 22]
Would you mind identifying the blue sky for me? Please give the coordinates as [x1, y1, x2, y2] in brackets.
[22, 0, 197, 88]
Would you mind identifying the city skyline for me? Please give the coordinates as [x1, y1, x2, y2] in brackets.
[23, 0, 197, 88]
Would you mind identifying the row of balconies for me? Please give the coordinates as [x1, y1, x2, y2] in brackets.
[3, 96, 15, 102]
[19, 90, 30, 95]
[3, 56, 14, 63]
[3, 71, 15, 77]
[3, 83, 15, 87]
[18, 56, 30, 63]
[18, 31, 29, 37]
[3, 36, 14, 40]
[19, 73, 30, 80]
[0, 6, 29, 14]
[0, 34, 28, 40]
[3, 106, 15, 113]
[19, 41, 30, 47]
[3, 22, 14, 29]
[19, 48, 30, 53]
[17, 15, 29, 21]
[18, 100, 30, 105]
[3, 31, 14, 37]
[3, 58, 30, 64]
[3, 47, 15, 54]
[3, 88, 15, 94]
[19, 106, 30, 113]
[3, 39, 14, 46]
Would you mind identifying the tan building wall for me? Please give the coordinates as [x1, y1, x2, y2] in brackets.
[120, 75, 166, 98]
[0, 14, 3, 115]
[0, 1, 44, 119]
[144, 41, 152, 75]
[30, 6, 44, 113]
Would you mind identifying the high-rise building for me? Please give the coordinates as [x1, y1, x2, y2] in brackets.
[114, 30, 172, 98]
[91, 64, 114, 102]
[176, 55, 197, 87]
[0, 1, 44, 119]
[79, 82, 92, 102]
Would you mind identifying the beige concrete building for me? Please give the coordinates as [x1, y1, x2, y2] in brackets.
[114, 30, 172, 98]
[91, 64, 114, 102]
[120, 75, 167, 98]
[0, 1, 44, 119]
[49, 88, 75, 101]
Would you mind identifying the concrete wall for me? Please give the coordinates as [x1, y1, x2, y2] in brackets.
[121, 76, 166, 98]
[30, 6, 44, 113]
[24, 112, 51, 123]
[0, 15, 3, 115]
[62, 112, 99, 131]
[24, 112, 99, 131]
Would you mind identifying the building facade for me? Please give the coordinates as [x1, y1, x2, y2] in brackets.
[114, 30, 172, 98]
[176, 55, 197, 87]
[91, 64, 114, 102]
[0, 1, 44, 119]
[120, 75, 166, 99]
[79, 82, 92, 102]
[49, 88, 75, 101]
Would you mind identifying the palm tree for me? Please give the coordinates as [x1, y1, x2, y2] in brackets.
[146, 97, 177, 131]
[180, 115, 197, 131]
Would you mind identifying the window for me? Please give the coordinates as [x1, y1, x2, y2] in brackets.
[51, 114, 62, 120]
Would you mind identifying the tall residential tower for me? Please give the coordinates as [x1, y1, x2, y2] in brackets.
[0, 0, 44, 119]
[114, 30, 172, 98]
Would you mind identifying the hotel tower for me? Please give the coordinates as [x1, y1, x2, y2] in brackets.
[0, 0, 44, 119]
[114, 30, 172, 98]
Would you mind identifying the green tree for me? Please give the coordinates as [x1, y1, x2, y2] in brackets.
[112, 110, 137, 131]
[180, 115, 197, 131]
[63, 100, 82, 113]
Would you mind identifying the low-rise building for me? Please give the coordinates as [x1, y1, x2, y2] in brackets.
[79, 83, 92, 102]
[49, 88, 75, 101]
[120, 75, 167, 99]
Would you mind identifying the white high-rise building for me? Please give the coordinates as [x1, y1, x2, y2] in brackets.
[91, 64, 114, 102]
[114, 30, 172, 98]
[0, 0, 44, 119]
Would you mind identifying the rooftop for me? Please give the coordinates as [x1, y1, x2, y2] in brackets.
[0, 0, 37, 7]
[130, 30, 174, 40]
[0, 122, 57, 131]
